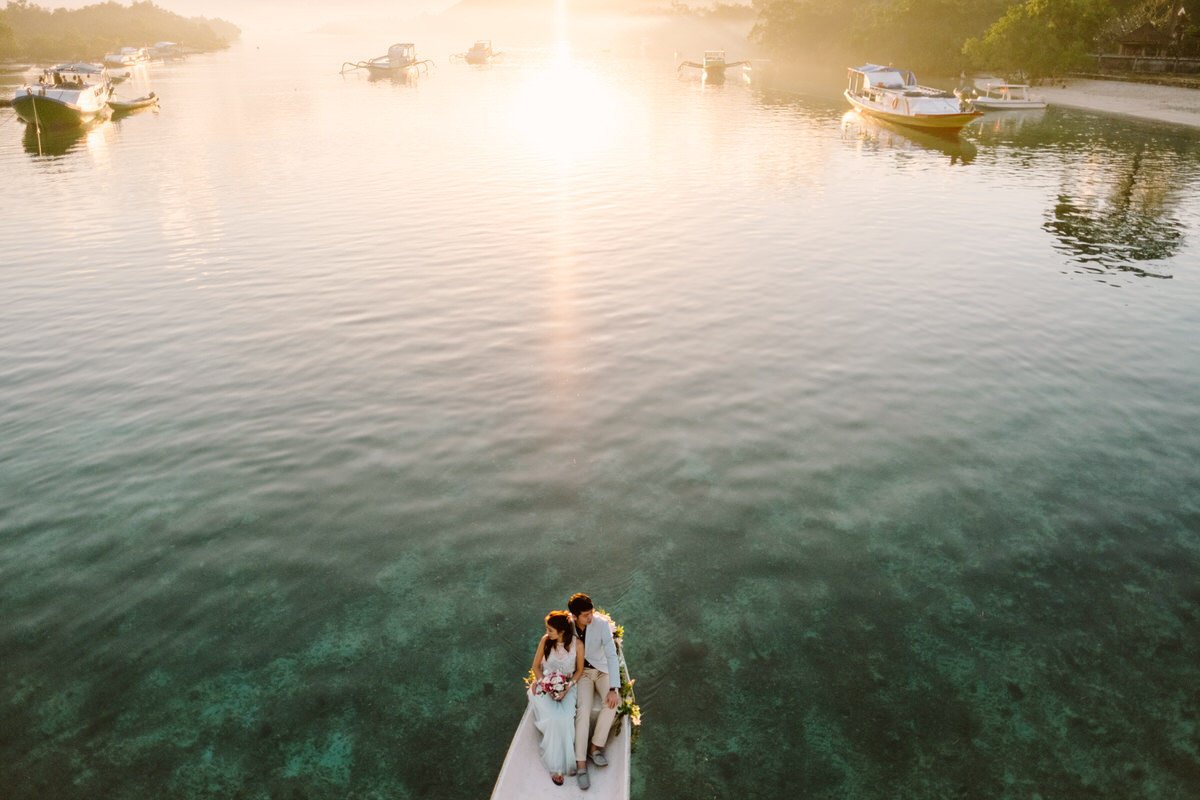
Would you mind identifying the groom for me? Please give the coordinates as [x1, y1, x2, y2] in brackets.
[568, 592, 621, 791]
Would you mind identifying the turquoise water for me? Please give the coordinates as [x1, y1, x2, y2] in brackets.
[2, 30, 1199, 799]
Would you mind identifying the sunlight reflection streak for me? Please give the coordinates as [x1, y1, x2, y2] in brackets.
[506, 45, 621, 165]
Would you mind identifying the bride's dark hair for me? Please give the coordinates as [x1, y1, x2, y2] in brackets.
[543, 610, 575, 659]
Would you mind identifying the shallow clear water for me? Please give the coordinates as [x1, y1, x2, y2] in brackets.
[2, 30, 1199, 799]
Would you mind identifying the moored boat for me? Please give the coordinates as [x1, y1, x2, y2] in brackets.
[149, 41, 183, 60]
[844, 63, 981, 132]
[341, 43, 436, 80]
[109, 91, 159, 114]
[104, 47, 150, 69]
[12, 62, 113, 131]
[455, 40, 503, 65]
[967, 82, 1047, 111]
[678, 50, 751, 83]
[491, 618, 638, 800]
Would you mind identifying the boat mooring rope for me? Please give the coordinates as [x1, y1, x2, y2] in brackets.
[32, 93, 44, 156]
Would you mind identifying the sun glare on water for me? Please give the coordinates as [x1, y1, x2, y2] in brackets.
[506, 40, 623, 164]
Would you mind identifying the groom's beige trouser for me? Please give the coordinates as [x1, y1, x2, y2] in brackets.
[575, 667, 618, 762]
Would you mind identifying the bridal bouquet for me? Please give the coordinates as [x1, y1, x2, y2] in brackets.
[539, 671, 570, 696]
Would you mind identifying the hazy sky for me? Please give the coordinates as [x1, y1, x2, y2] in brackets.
[53, 0, 457, 31]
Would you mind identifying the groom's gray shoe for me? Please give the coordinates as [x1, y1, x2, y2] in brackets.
[591, 749, 609, 767]
[577, 766, 590, 790]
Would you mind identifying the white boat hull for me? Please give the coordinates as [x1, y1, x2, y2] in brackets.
[366, 63, 417, 79]
[972, 99, 1047, 110]
[493, 626, 635, 800]
[969, 81, 1047, 111]
[845, 91, 980, 131]
[490, 706, 631, 800]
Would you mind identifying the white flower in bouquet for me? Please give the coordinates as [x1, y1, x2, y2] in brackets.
[540, 671, 569, 695]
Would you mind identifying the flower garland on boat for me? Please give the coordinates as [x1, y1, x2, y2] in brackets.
[609, 617, 642, 751]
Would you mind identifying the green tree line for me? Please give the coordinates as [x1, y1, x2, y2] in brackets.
[0, 0, 239, 62]
[750, 0, 1200, 77]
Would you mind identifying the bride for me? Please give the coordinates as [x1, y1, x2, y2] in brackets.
[528, 610, 585, 785]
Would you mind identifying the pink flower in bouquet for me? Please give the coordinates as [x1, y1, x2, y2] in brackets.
[539, 671, 569, 695]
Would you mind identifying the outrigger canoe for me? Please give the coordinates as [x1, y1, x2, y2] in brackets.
[491, 621, 636, 800]
[340, 43, 435, 80]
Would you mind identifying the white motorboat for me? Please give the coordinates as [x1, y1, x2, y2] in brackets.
[149, 41, 183, 60]
[12, 62, 113, 130]
[341, 43, 435, 80]
[968, 82, 1047, 111]
[844, 63, 981, 132]
[491, 620, 638, 800]
[104, 47, 150, 69]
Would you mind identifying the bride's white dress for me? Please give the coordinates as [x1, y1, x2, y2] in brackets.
[528, 641, 577, 775]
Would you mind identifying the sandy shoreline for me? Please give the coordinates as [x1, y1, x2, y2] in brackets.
[1037, 78, 1200, 129]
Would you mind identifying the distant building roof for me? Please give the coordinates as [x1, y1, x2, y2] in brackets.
[1119, 22, 1172, 45]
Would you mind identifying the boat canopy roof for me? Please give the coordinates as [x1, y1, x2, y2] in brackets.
[386, 43, 416, 61]
[849, 63, 916, 87]
[51, 62, 107, 74]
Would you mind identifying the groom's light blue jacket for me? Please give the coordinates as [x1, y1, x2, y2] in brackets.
[579, 612, 621, 686]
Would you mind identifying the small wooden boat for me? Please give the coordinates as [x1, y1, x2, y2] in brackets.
[678, 50, 750, 83]
[341, 43, 435, 80]
[844, 63, 982, 132]
[491, 621, 638, 800]
[453, 40, 503, 65]
[109, 92, 158, 114]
